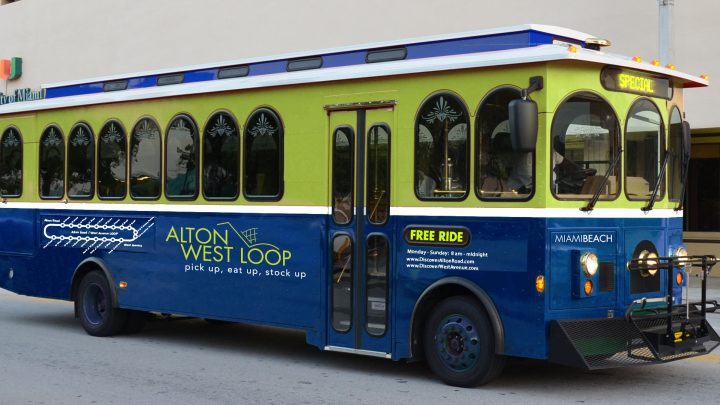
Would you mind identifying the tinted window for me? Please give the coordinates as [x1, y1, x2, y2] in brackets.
[97, 121, 127, 199]
[551, 93, 620, 199]
[668, 107, 683, 201]
[332, 127, 354, 225]
[244, 108, 282, 199]
[39, 126, 65, 199]
[366, 235, 388, 336]
[415, 93, 469, 199]
[67, 123, 94, 199]
[367, 125, 389, 224]
[332, 234, 353, 332]
[203, 112, 239, 199]
[166, 115, 198, 199]
[0, 127, 22, 197]
[626, 99, 664, 200]
[477, 88, 532, 199]
[130, 118, 161, 199]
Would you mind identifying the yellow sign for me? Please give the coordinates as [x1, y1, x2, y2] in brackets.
[404, 226, 470, 247]
[618, 73, 655, 94]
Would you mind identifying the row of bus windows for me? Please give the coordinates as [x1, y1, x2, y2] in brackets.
[0, 109, 283, 200]
[415, 90, 684, 201]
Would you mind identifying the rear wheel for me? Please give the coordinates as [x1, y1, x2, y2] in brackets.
[424, 296, 505, 387]
[76, 271, 127, 336]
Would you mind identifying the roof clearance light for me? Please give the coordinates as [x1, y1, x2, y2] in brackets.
[632, 56, 643, 63]
[568, 45, 578, 53]
[651, 59, 661, 66]
[666, 63, 676, 70]
[700, 73, 710, 81]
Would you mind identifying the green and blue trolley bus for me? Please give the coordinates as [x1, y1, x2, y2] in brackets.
[0, 24, 718, 386]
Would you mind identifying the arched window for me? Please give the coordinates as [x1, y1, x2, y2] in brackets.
[166, 115, 199, 199]
[130, 118, 161, 199]
[244, 108, 282, 199]
[667, 107, 683, 201]
[97, 121, 127, 199]
[476, 88, 532, 199]
[551, 92, 620, 199]
[203, 111, 239, 199]
[0, 127, 22, 197]
[625, 99, 664, 201]
[39, 125, 65, 199]
[415, 93, 469, 199]
[67, 123, 94, 199]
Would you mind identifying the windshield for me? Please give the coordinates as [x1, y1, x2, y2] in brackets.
[625, 99, 664, 201]
[551, 93, 620, 199]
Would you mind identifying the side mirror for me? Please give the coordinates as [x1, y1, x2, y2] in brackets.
[682, 121, 692, 163]
[509, 99, 538, 152]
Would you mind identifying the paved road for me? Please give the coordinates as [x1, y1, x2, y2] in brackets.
[1, 288, 719, 405]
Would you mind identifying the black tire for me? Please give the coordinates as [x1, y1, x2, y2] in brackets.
[123, 310, 148, 334]
[76, 271, 127, 337]
[423, 296, 505, 387]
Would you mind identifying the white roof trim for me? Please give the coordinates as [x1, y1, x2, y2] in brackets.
[44, 24, 595, 88]
[0, 44, 707, 116]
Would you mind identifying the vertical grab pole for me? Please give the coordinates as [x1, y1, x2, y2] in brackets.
[701, 257, 708, 318]
[667, 260, 674, 337]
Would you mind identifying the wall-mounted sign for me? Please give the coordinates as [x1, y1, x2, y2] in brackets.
[0, 57, 22, 81]
[0, 88, 46, 106]
[600, 66, 672, 99]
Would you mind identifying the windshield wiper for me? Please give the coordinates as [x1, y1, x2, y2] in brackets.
[674, 156, 690, 211]
[581, 148, 623, 212]
[642, 151, 669, 212]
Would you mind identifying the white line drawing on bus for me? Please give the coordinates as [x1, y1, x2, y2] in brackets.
[43, 216, 155, 254]
[216, 222, 279, 250]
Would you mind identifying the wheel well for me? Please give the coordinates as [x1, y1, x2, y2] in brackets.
[70, 261, 102, 302]
[410, 281, 504, 359]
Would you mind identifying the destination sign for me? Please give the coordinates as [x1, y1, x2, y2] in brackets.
[404, 225, 470, 247]
[600, 67, 672, 99]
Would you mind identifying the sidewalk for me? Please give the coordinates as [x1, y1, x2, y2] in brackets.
[688, 275, 720, 302]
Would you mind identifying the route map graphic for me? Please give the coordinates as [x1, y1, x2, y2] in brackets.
[42, 216, 155, 254]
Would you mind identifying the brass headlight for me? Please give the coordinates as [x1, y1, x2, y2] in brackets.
[674, 246, 689, 268]
[638, 250, 659, 277]
[581, 252, 599, 277]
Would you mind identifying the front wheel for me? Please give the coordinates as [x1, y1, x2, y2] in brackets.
[423, 296, 505, 387]
[76, 271, 127, 336]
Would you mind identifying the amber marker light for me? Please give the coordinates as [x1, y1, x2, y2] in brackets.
[676, 272, 684, 286]
[535, 276, 545, 293]
[584, 280, 594, 296]
[700, 73, 710, 81]
[666, 63, 676, 70]
[651, 59, 661, 66]
[632, 56, 642, 63]
[568, 45, 577, 53]
[119, 281, 128, 289]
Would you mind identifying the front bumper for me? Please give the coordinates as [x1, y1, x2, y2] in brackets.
[549, 255, 719, 370]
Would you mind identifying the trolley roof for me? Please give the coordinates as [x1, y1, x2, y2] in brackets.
[0, 24, 708, 115]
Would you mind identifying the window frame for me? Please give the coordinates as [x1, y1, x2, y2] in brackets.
[66, 122, 95, 200]
[129, 116, 163, 201]
[97, 119, 128, 201]
[474, 85, 535, 202]
[164, 113, 200, 201]
[624, 97, 666, 202]
[38, 124, 65, 200]
[365, 233, 389, 337]
[413, 91, 471, 202]
[202, 110, 241, 201]
[243, 107, 284, 201]
[0, 125, 23, 198]
[550, 91, 622, 202]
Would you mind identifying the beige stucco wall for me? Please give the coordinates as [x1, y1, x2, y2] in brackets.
[0, 0, 717, 127]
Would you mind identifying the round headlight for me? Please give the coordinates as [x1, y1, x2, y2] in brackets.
[639, 250, 659, 277]
[674, 246, 689, 267]
[581, 252, 599, 277]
